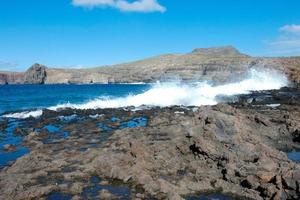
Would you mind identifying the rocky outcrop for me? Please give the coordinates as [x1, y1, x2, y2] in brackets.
[0, 87, 299, 199]
[1, 46, 300, 85]
[191, 45, 249, 57]
[0, 71, 24, 84]
[24, 63, 47, 84]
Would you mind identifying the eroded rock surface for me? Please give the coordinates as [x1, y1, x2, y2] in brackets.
[0, 88, 300, 199]
[24, 63, 47, 84]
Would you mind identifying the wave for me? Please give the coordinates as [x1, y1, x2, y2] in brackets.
[2, 69, 288, 119]
[2, 110, 43, 119]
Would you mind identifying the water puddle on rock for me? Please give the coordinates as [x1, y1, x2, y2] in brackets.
[98, 123, 113, 133]
[287, 151, 300, 163]
[95, 117, 148, 148]
[41, 124, 70, 144]
[119, 117, 147, 129]
[58, 114, 78, 123]
[98, 117, 147, 132]
[46, 192, 72, 200]
[185, 193, 234, 200]
[82, 176, 131, 199]
[0, 119, 29, 168]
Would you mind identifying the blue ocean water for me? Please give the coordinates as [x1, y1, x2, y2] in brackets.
[0, 119, 29, 168]
[0, 84, 150, 114]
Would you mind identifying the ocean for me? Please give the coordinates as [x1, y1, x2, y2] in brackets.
[0, 84, 150, 115]
[0, 69, 299, 199]
[0, 69, 288, 118]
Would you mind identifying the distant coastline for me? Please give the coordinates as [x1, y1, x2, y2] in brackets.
[1, 46, 300, 85]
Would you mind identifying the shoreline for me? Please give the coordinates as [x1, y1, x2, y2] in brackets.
[0, 87, 300, 199]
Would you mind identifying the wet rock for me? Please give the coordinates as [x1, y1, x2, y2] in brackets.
[99, 180, 110, 185]
[3, 144, 16, 151]
[98, 189, 117, 200]
[135, 193, 144, 198]
[71, 195, 82, 200]
[292, 129, 300, 143]
[1, 101, 300, 200]
[69, 182, 85, 194]
[241, 175, 260, 189]
[282, 177, 297, 191]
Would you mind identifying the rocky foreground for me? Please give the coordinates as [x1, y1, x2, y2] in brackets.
[0, 87, 300, 199]
[1, 46, 300, 85]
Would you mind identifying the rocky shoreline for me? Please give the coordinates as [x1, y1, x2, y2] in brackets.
[0, 87, 299, 199]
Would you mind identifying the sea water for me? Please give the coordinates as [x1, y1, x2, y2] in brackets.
[0, 69, 288, 119]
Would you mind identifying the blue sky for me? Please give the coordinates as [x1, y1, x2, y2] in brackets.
[1, 0, 300, 71]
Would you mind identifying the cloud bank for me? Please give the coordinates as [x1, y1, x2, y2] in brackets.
[268, 24, 300, 55]
[72, 0, 166, 13]
[0, 61, 19, 71]
[280, 24, 300, 35]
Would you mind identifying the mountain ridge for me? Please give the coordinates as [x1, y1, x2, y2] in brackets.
[1, 46, 300, 85]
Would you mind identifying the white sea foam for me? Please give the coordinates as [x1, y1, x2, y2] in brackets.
[2, 110, 43, 119]
[2, 69, 288, 119]
[266, 104, 281, 108]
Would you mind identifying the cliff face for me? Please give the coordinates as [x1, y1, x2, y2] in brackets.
[44, 46, 255, 84]
[0, 71, 24, 84]
[24, 63, 47, 84]
[191, 45, 249, 57]
[1, 46, 300, 85]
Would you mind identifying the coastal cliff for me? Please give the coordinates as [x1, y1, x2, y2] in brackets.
[1, 46, 300, 85]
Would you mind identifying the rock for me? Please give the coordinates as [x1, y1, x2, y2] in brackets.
[291, 170, 300, 180]
[98, 189, 117, 200]
[0, 71, 24, 84]
[292, 129, 300, 143]
[135, 193, 144, 198]
[29, 132, 36, 137]
[282, 177, 297, 190]
[241, 175, 260, 189]
[99, 180, 109, 185]
[191, 45, 249, 57]
[71, 195, 82, 200]
[257, 172, 275, 183]
[24, 63, 47, 84]
[3, 144, 15, 151]
[0, 102, 300, 200]
[69, 182, 84, 194]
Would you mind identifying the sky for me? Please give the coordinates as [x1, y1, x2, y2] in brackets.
[0, 0, 300, 71]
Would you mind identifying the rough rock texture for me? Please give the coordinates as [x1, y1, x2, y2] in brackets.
[1, 46, 300, 85]
[0, 71, 24, 84]
[24, 63, 47, 84]
[0, 87, 299, 199]
[191, 45, 249, 57]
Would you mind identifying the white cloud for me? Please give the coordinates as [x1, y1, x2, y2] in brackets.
[72, 0, 114, 7]
[72, 0, 166, 13]
[267, 24, 300, 56]
[280, 24, 300, 35]
[0, 61, 19, 71]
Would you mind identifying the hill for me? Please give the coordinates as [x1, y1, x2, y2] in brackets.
[1, 46, 300, 85]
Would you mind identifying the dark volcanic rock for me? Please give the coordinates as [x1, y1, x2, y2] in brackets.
[3, 144, 16, 152]
[0, 93, 300, 199]
[24, 63, 47, 84]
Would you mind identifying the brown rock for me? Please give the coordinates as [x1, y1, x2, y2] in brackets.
[98, 189, 117, 200]
[3, 144, 15, 151]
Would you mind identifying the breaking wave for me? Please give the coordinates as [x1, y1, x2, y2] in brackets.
[2, 69, 288, 119]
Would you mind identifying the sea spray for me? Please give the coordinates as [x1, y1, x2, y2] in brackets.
[2, 69, 288, 119]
